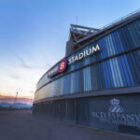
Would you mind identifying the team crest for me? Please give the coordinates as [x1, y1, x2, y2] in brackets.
[58, 58, 67, 73]
[109, 98, 124, 113]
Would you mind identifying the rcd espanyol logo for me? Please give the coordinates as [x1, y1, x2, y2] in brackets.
[109, 98, 124, 113]
[58, 58, 67, 73]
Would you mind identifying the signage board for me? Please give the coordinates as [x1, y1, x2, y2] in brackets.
[68, 44, 100, 64]
[48, 58, 67, 78]
[48, 44, 100, 78]
[77, 95, 140, 136]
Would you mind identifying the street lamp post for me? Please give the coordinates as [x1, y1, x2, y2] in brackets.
[13, 92, 18, 109]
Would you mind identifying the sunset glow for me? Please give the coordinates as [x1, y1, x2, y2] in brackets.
[0, 0, 139, 103]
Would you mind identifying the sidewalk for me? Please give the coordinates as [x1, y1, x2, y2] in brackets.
[0, 110, 139, 140]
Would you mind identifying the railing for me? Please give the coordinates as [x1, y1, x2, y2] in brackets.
[100, 9, 140, 30]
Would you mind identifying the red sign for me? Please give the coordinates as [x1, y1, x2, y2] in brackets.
[48, 58, 67, 78]
[58, 58, 67, 73]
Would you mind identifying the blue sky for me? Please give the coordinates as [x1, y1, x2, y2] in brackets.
[0, 0, 140, 98]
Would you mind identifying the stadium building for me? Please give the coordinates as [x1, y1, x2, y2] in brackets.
[33, 11, 140, 136]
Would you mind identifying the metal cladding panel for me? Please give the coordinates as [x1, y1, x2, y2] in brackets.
[77, 94, 140, 135]
[34, 50, 140, 102]
[37, 18, 140, 89]
[33, 93, 140, 136]
[34, 19, 140, 102]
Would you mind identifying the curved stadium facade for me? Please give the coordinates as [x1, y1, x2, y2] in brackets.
[33, 11, 140, 135]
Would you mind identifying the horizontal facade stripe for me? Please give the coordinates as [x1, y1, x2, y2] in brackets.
[34, 86, 140, 104]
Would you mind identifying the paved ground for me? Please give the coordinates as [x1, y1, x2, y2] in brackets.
[0, 110, 139, 140]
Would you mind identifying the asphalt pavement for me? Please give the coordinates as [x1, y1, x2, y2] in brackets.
[0, 110, 139, 140]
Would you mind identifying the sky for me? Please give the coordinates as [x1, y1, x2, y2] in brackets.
[0, 0, 140, 99]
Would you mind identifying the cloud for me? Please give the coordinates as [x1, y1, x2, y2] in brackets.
[15, 54, 40, 69]
[9, 74, 21, 80]
[17, 55, 54, 71]
[14, 53, 52, 70]
[8, 48, 44, 69]
[15, 54, 31, 68]
[8, 47, 53, 71]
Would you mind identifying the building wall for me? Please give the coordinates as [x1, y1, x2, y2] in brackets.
[34, 19, 140, 102]
[33, 93, 140, 136]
